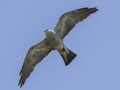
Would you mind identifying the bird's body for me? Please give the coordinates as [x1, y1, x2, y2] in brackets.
[45, 29, 77, 65]
[18, 7, 99, 87]
[45, 29, 64, 50]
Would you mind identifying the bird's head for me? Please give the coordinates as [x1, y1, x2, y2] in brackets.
[44, 29, 49, 32]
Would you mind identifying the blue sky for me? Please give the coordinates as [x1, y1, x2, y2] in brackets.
[0, 0, 120, 90]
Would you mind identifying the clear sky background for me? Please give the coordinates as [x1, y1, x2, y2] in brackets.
[0, 0, 120, 90]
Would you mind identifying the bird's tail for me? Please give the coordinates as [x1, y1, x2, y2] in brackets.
[59, 47, 77, 66]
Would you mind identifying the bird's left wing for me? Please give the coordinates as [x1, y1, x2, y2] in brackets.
[54, 7, 98, 39]
[18, 39, 52, 87]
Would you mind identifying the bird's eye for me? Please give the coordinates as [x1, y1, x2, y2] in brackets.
[44, 29, 48, 32]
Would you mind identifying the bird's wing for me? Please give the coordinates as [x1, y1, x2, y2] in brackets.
[54, 7, 98, 39]
[18, 39, 52, 87]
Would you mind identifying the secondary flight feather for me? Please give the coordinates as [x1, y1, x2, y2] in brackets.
[18, 7, 98, 87]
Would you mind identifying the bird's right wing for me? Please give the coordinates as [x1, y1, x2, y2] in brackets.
[54, 7, 98, 39]
[18, 39, 52, 87]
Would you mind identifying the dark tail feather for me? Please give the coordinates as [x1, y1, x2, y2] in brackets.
[60, 48, 77, 66]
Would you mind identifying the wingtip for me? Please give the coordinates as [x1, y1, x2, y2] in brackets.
[76, 7, 99, 14]
[18, 80, 24, 88]
[18, 84, 23, 88]
[18, 74, 25, 88]
[94, 7, 99, 11]
[89, 7, 99, 13]
[18, 83, 22, 88]
[18, 79, 22, 88]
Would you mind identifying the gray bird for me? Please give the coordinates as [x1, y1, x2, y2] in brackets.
[18, 7, 98, 87]
[45, 29, 76, 65]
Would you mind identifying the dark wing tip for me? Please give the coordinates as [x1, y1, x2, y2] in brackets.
[88, 7, 99, 13]
[76, 7, 98, 15]
[18, 67, 26, 88]
[76, 7, 98, 22]
[18, 65, 34, 88]
[18, 46, 35, 88]
[18, 60, 34, 88]
[77, 7, 98, 11]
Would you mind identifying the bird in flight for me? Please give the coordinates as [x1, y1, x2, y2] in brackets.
[18, 7, 98, 87]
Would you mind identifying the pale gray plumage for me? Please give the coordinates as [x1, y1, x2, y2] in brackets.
[45, 29, 77, 65]
[18, 7, 98, 87]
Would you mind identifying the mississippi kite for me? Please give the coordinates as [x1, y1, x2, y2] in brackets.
[18, 7, 98, 87]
